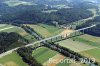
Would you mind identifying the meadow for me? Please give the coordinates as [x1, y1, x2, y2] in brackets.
[32, 47, 57, 64]
[80, 48, 100, 63]
[0, 24, 36, 42]
[57, 39, 95, 52]
[27, 24, 64, 38]
[0, 52, 28, 66]
[32, 47, 72, 66]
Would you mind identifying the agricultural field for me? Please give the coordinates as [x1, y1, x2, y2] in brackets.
[57, 34, 100, 64]
[72, 34, 100, 63]
[32, 47, 69, 66]
[0, 52, 28, 66]
[77, 34, 100, 44]
[1, 24, 100, 66]
[32, 47, 58, 64]
[56, 39, 95, 52]
[32, 47, 87, 66]
[80, 48, 100, 63]
[72, 34, 100, 48]
[0, 24, 36, 42]
[26, 24, 64, 38]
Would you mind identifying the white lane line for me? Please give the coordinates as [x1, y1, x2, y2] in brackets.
[0, 26, 14, 31]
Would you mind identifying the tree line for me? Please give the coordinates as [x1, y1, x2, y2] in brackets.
[44, 42, 99, 66]
[17, 47, 42, 66]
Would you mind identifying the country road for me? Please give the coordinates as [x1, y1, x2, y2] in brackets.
[0, 26, 14, 31]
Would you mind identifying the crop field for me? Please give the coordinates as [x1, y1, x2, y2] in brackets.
[32, 47, 57, 64]
[0, 52, 28, 66]
[1, 24, 100, 66]
[57, 34, 100, 64]
[26, 24, 64, 38]
[80, 48, 100, 63]
[72, 35, 100, 48]
[32, 47, 87, 66]
[57, 39, 95, 52]
[32, 47, 71, 66]
[76, 34, 100, 63]
[78, 34, 100, 44]
[56, 58, 71, 66]
[0, 24, 27, 35]
[0, 24, 35, 42]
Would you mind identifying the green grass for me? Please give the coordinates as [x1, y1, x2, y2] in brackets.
[78, 34, 100, 43]
[28, 24, 63, 38]
[57, 39, 95, 52]
[29, 24, 52, 38]
[39, 24, 64, 36]
[1, 26, 22, 33]
[32, 47, 57, 64]
[0, 24, 36, 42]
[80, 48, 100, 62]
[73, 34, 100, 62]
[0, 25, 11, 29]
[39, 24, 60, 33]
[24, 34, 36, 42]
[33, 47, 49, 58]
[57, 58, 70, 66]
[72, 36, 100, 48]
[0, 52, 28, 66]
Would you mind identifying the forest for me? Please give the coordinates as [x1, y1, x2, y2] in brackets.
[0, 32, 28, 54]
[76, 16, 100, 37]
[0, 4, 93, 25]
[17, 47, 42, 66]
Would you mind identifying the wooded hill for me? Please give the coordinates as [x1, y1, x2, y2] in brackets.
[0, 6, 93, 25]
[76, 16, 100, 37]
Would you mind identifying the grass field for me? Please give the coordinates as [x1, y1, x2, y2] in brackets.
[26, 24, 64, 38]
[0, 24, 36, 42]
[32, 47, 73, 66]
[32, 47, 87, 66]
[56, 58, 70, 66]
[72, 34, 100, 48]
[0, 52, 28, 66]
[78, 34, 100, 44]
[80, 48, 100, 63]
[70, 34, 100, 63]
[32, 47, 57, 64]
[57, 39, 95, 52]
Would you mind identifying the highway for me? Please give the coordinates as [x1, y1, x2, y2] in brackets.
[0, 25, 97, 58]
[26, 25, 97, 47]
